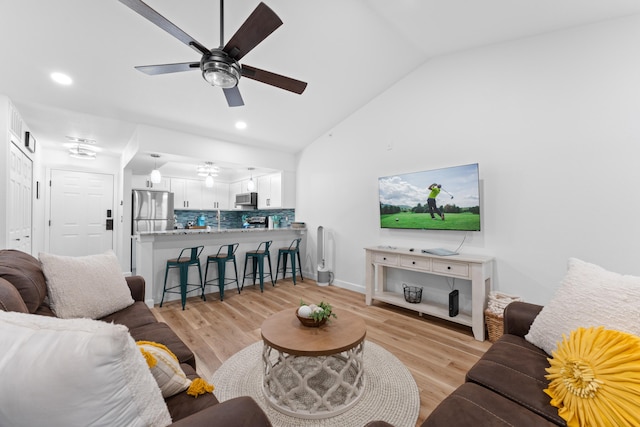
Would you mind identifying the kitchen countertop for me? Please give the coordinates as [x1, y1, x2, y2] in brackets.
[136, 227, 306, 237]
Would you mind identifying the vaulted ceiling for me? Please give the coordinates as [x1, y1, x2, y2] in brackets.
[2, 0, 640, 175]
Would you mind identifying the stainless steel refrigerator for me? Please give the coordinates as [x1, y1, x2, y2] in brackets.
[132, 190, 175, 233]
[131, 190, 175, 272]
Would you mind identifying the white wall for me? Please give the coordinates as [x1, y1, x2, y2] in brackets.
[296, 15, 640, 305]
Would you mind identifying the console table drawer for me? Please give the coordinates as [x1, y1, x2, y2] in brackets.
[400, 255, 431, 271]
[372, 253, 399, 266]
[432, 260, 469, 278]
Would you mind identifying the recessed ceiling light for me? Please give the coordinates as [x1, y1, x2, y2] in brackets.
[51, 72, 73, 85]
[235, 121, 247, 130]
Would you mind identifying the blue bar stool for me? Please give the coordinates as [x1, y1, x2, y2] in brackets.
[161, 246, 204, 310]
[275, 238, 304, 285]
[242, 240, 274, 292]
[203, 243, 240, 301]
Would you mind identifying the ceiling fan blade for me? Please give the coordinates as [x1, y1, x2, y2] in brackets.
[223, 2, 282, 60]
[241, 65, 307, 94]
[135, 62, 200, 75]
[118, 0, 209, 55]
[223, 87, 244, 107]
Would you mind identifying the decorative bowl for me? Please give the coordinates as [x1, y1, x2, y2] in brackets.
[296, 310, 327, 327]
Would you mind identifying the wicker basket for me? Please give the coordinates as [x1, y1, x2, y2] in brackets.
[485, 309, 504, 343]
[402, 284, 423, 304]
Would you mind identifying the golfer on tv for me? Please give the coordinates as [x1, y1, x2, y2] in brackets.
[427, 183, 445, 220]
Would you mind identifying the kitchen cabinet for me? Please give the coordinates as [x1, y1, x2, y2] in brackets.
[257, 173, 281, 208]
[202, 181, 230, 210]
[171, 178, 203, 209]
[132, 174, 170, 190]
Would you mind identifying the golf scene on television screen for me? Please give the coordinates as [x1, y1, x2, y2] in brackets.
[378, 163, 480, 231]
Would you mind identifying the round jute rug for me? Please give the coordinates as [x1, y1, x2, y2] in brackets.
[211, 341, 420, 427]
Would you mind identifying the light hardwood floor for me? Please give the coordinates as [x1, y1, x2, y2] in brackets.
[151, 277, 492, 426]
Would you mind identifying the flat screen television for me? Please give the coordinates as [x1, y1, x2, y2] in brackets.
[378, 163, 481, 231]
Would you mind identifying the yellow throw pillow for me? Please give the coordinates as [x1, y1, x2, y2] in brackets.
[137, 341, 214, 398]
[544, 326, 640, 427]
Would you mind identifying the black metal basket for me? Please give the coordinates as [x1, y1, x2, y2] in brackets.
[403, 283, 423, 304]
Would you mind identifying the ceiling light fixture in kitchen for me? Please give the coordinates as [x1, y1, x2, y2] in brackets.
[235, 121, 247, 130]
[150, 154, 162, 184]
[205, 174, 215, 188]
[197, 162, 219, 177]
[247, 167, 255, 191]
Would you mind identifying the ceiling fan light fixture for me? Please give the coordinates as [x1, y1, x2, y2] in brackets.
[202, 61, 240, 89]
[205, 174, 215, 188]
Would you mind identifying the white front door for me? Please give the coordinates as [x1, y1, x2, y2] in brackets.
[49, 170, 114, 256]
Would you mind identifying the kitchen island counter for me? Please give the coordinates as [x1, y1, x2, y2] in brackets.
[134, 227, 306, 306]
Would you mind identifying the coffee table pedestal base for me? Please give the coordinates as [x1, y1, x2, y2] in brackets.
[262, 342, 365, 419]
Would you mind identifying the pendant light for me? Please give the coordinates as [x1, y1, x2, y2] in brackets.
[150, 154, 162, 184]
[205, 174, 214, 188]
[247, 167, 255, 191]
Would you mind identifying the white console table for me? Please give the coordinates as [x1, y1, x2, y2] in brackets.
[365, 247, 494, 341]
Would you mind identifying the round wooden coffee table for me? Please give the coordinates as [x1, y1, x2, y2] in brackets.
[260, 308, 367, 419]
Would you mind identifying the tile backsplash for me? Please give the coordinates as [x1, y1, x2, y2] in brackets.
[174, 208, 296, 229]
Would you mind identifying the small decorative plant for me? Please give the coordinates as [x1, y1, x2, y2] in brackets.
[297, 299, 337, 322]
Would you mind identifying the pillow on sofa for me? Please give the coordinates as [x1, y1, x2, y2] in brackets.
[137, 341, 215, 399]
[545, 326, 640, 427]
[525, 258, 640, 355]
[138, 341, 192, 398]
[39, 250, 134, 319]
[0, 310, 171, 427]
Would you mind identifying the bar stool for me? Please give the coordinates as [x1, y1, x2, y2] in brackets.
[275, 238, 304, 285]
[242, 240, 274, 292]
[203, 243, 240, 301]
[161, 246, 204, 310]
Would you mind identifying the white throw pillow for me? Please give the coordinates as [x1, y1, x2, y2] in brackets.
[0, 310, 172, 427]
[525, 258, 640, 355]
[39, 250, 134, 319]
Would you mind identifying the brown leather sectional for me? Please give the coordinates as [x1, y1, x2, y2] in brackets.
[0, 249, 271, 427]
[367, 301, 566, 427]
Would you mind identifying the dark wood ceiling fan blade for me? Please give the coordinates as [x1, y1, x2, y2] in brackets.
[241, 65, 307, 94]
[118, 0, 209, 55]
[223, 87, 245, 107]
[135, 62, 200, 75]
[223, 2, 282, 61]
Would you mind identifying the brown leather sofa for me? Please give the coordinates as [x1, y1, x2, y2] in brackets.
[0, 249, 271, 427]
[367, 301, 566, 427]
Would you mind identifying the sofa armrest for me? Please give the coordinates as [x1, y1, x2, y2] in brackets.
[125, 276, 145, 302]
[169, 396, 272, 427]
[503, 301, 543, 337]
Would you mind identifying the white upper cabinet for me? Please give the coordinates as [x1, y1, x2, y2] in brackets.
[257, 172, 295, 209]
[171, 178, 203, 209]
[202, 181, 230, 210]
[132, 174, 170, 191]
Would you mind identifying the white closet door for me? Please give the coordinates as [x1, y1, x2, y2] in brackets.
[49, 170, 114, 256]
[8, 142, 32, 253]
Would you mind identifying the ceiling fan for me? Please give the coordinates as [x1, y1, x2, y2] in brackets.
[118, 0, 307, 107]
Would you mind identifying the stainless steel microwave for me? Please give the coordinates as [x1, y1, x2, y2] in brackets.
[235, 192, 258, 206]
